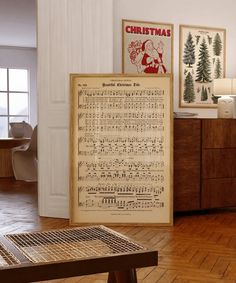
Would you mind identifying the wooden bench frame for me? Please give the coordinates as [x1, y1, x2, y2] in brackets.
[0, 229, 158, 283]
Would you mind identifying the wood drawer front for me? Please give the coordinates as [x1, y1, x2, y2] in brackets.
[174, 151, 200, 211]
[202, 149, 236, 179]
[202, 119, 236, 148]
[201, 178, 236, 209]
[174, 119, 201, 151]
[174, 119, 201, 211]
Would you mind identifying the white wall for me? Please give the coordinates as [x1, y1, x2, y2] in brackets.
[0, 0, 36, 47]
[0, 46, 37, 126]
[113, 0, 236, 118]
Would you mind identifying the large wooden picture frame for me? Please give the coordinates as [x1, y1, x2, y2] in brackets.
[122, 19, 173, 75]
[179, 25, 226, 108]
[70, 74, 173, 225]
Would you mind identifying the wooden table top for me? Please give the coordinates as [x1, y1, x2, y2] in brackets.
[0, 138, 30, 149]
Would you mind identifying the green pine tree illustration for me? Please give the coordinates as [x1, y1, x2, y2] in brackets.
[213, 33, 222, 56]
[201, 86, 204, 101]
[195, 38, 211, 83]
[205, 88, 208, 100]
[201, 86, 208, 101]
[183, 32, 196, 67]
[184, 72, 195, 103]
[214, 58, 222, 79]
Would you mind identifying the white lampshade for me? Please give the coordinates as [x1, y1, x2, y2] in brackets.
[213, 78, 232, 96]
[232, 79, 236, 96]
[213, 78, 235, 119]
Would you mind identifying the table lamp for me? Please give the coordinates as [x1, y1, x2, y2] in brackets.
[213, 78, 234, 118]
[232, 78, 236, 118]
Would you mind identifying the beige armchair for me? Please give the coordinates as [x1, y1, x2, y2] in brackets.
[12, 126, 37, 182]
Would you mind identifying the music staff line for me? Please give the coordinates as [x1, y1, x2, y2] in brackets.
[78, 160, 164, 170]
[78, 124, 164, 132]
[78, 102, 165, 110]
[78, 173, 165, 182]
[83, 118, 164, 126]
[78, 184, 164, 195]
[78, 198, 165, 210]
[78, 136, 164, 144]
[78, 136, 164, 156]
[78, 89, 164, 97]
[82, 112, 164, 119]
[78, 149, 164, 156]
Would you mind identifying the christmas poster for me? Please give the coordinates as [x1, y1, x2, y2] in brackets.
[122, 19, 173, 75]
[179, 25, 226, 108]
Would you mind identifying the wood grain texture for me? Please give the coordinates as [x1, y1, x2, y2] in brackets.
[175, 118, 236, 212]
[174, 119, 201, 211]
[202, 119, 236, 148]
[3, 179, 236, 282]
[0, 138, 29, 149]
[202, 149, 236, 179]
[0, 149, 14, 177]
[201, 178, 236, 209]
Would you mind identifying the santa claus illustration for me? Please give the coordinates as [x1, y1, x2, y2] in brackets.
[141, 40, 167, 74]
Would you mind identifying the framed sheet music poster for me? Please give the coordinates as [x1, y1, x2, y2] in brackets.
[70, 74, 173, 225]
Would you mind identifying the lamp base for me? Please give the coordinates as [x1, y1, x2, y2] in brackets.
[217, 96, 234, 118]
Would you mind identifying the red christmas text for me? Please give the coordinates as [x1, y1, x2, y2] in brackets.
[125, 25, 171, 37]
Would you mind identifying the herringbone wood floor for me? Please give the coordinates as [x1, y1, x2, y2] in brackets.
[1, 179, 236, 283]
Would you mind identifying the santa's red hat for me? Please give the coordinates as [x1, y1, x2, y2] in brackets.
[142, 40, 151, 51]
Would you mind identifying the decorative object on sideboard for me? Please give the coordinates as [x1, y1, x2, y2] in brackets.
[174, 112, 198, 118]
[232, 79, 236, 119]
[213, 78, 235, 118]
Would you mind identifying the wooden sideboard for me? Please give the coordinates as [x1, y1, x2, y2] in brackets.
[174, 118, 236, 212]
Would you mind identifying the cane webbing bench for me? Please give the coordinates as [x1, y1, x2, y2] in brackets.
[0, 225, 158, 283]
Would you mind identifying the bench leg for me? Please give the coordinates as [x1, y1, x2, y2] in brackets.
[107, 268, 137, 283]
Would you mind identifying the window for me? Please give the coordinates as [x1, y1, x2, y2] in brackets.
[0, 68, 29, 137]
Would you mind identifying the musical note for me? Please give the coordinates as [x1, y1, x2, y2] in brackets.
[78, 184, 165, 211]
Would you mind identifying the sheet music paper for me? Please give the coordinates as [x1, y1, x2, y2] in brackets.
[70, 75, 172, 225]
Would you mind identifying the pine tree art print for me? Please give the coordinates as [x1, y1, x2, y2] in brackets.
[183, 32, 195, 67]
[195, 38, 211, 83]
[180, 25, 226, 108]
[184, 72, 195, 103]
[213, 33, 222, 56]
[214, 58, 222, 79]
